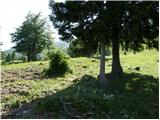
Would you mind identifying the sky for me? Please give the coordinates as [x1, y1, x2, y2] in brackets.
[0, 0, 64, 51]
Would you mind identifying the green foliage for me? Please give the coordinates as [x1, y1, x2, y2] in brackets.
[5, 54, 11, 62]
[42, 44, 56, 60]
[67, 40, 95, 57]
[46, 50, 71, 76]
[121, 2, 159, 52]
[11, 52, 16, 61]
[1, 51, 6, 60]
[49, 1, 158, 76]
[17, 55, 27, 62]
[21, 55, 27, 62]
[49, 1, 158, 52]
[11, 12, 53, 61]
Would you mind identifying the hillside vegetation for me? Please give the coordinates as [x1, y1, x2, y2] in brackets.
[1, 50, 158, 118]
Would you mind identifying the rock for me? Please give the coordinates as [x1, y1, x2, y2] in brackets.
[135, 67, 140, 71]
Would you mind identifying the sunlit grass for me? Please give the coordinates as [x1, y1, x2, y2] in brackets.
[1, 50, 158, 118]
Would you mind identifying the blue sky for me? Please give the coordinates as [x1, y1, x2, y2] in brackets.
[0, 0, 64, 51]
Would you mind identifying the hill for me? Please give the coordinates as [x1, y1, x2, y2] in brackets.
[54, 40, 69, 50]
[1, 50, 158, 118]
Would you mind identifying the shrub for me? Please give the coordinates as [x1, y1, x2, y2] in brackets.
[46, 50, 71, 76]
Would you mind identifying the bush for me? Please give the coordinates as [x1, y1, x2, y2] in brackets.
[46, 50, 71, 76]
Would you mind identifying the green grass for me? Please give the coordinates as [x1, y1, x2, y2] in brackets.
[1, 50, 158, 118]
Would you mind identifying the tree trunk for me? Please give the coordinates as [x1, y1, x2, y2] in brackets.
[111, 28, 123, 77]
[99, 40, 107, 88]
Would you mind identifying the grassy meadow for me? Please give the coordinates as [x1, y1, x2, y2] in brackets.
[1, 50, 159, 118]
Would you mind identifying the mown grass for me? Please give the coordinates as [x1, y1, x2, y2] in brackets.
[1, 50, 158, 118]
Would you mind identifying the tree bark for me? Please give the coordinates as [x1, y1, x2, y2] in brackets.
[99, 40, 107, 88]
[111, 27, 123, 77]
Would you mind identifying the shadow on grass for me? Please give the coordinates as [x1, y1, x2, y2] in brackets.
[2, 73, 159, 119]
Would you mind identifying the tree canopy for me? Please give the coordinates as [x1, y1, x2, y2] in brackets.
[49, 1, 158, 53]
[11, 12, 53, 61]
[67, 39, 96, 57]
[49, 1, 159, 85]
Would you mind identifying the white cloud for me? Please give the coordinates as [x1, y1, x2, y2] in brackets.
[0, 0, 64, 51]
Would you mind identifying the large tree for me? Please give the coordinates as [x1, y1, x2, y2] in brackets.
[49, 1, 109, 87]
[11, 12, 53, 61]
[49, 1, 158, 86]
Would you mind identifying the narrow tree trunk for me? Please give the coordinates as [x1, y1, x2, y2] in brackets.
[111, 30, 123, 77]
[99, 40, 107, 88]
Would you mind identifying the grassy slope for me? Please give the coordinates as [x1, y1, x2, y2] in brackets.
[1, 50, 159, 118]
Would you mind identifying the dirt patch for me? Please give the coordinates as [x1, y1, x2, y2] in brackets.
[1, 65, 46, 82]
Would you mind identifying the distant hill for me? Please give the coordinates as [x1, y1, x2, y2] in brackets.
[1, 40, 69, 60]
[54, 40, 69, 50]
[2, 40, 69, 52]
